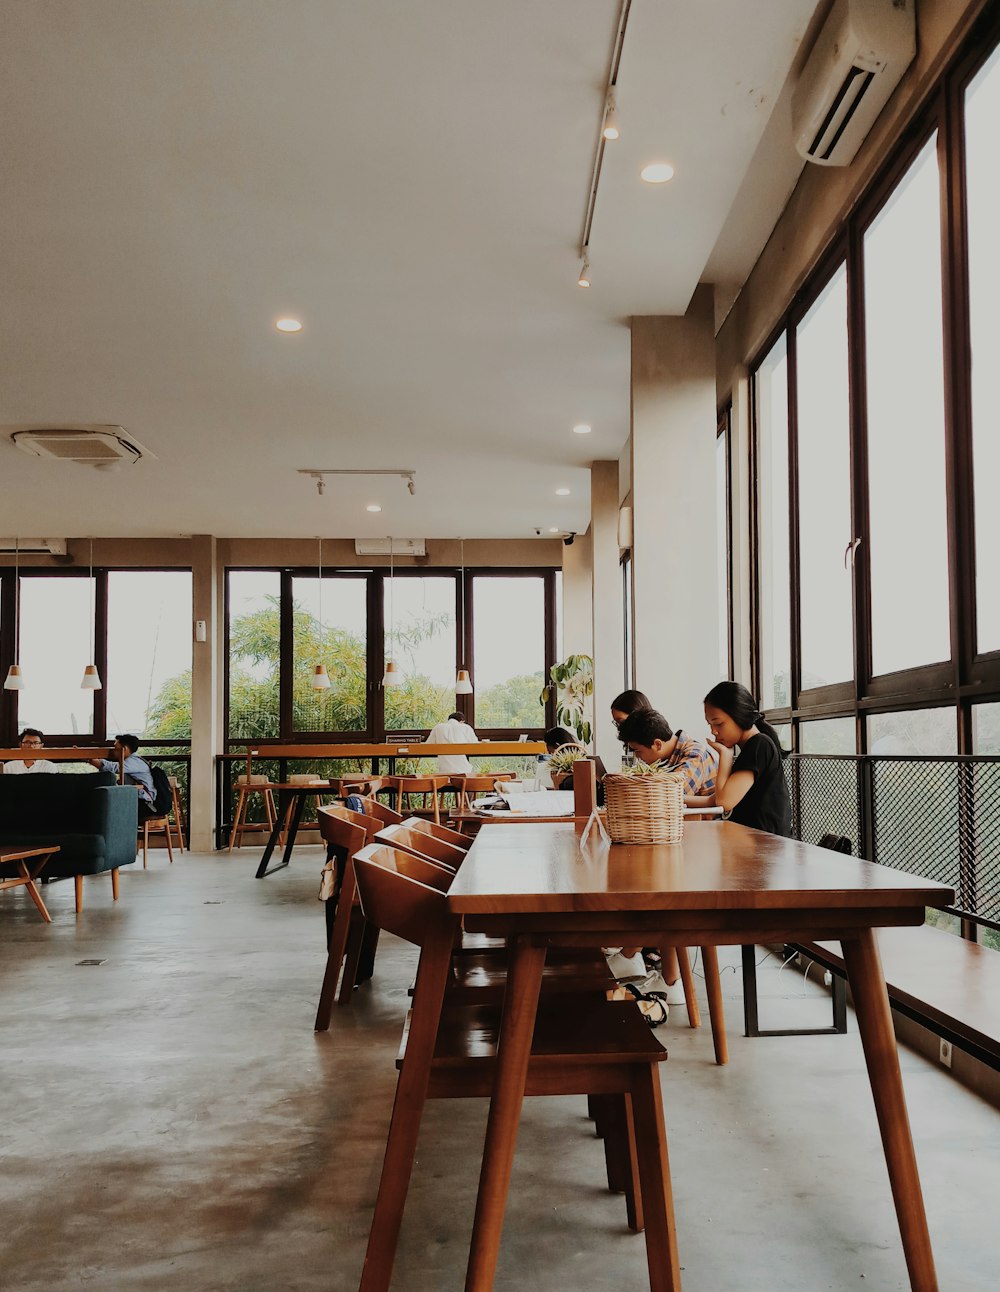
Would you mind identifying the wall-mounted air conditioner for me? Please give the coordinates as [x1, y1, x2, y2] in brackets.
[9, 425, 155, 470]
[617, 506, 633, 552]
[792, 0, 916, 168]
[0, 538, 67, 555]
[354, 538, 427, 557]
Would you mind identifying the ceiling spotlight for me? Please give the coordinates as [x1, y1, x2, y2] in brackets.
[275, 317, 303, 332]
[640, 162, 675, 184]
[366, 503, 382, 513]
[572, 423, 592, 435]
[577, 259, 591, 289]
[555, 487, 571, 497]
[602, 91, 620, 141]
[316, 479, 325, 496]
[406, 474, 416, 496]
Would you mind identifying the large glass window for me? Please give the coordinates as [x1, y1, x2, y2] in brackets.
[798, 717, 856, 754]
[868, 708, 956, 756]
[796, 266, 853, 690]
[382, 575, 455, 731]
[863, 136, 950, 676]
[293, 575, 367, 732]
[108, 571, 193, 738]
[965, 46, 1000, 654]
[17, 576, 95, 736]
[228, 571, 281, 739]
[755, 334, 791, 708]
[473, 576, 545, 729]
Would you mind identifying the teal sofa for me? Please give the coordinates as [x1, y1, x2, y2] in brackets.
[0, 771, 138, 912]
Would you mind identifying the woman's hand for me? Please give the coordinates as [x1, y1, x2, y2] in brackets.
[707, 739, 732, 766]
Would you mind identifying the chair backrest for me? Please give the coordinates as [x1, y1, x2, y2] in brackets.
[352, 844, 456, 947]
[235, 773, 270, 786]
[818, 833, 853, 855]
[353, 795, 403, 825]
[316, 805, 369, 856]
[401, 816, 471, 854]
[288, 773, 324, 785]
[373, 823, 465, 872]
[389, 774, 450, 792]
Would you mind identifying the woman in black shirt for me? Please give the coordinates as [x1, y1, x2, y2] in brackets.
[702, 681, 792, 837]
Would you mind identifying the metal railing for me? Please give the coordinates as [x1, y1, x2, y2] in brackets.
[786, 754, 1000, 936]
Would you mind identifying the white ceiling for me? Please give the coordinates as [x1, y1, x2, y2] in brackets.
[0, 0, 819, 540]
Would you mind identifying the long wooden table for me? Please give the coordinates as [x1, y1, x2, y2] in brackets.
[447, 820, 954, 1292]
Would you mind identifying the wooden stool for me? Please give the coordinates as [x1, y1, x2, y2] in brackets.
[228, 774, 279, 852]
[168, 776, 187, 852]
[386, 775, 450, 823]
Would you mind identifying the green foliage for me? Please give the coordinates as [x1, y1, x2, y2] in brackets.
[146, 595, 467, 741]
[475, 672, 544, 729]
[539, 653, 594, 747]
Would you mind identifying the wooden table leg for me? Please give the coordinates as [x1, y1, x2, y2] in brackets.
[464, 935, 546, 1292]
[842, 930, 938, 1292]
[630, 1064, 682, 1292]
[16, 858, 52, 922]
[676, 946, 700, 1027]
[358, 929, 455, 1292]
[701, 945, 729, 1066]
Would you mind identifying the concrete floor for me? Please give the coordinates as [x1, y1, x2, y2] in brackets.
[1, 850, 997, 1292]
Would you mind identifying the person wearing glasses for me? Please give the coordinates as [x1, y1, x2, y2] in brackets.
[2, 728, 57, 774]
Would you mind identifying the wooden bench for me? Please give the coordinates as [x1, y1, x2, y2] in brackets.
[744, 925, 1000, 1072]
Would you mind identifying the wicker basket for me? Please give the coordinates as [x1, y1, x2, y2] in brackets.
[602, 772, 685, 845]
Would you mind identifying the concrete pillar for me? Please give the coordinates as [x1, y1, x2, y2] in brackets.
[630, 286, 720, 735]
[189, 535, 220, 850]
[561, 530, 593, 661]
[590, 460, 625, 768]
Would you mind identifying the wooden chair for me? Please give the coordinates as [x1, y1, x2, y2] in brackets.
[385, 774, 451, 824]
[399, 815, 471, 854]
[330, 775, 387, 798]
[350, 796, 403, 827]
[450, 771, 516, 811]
[351, 844, 677, 1292]
[228, 774, 279, 852]
[372, 821, 467, 872]
[168, 776, 187, 852]
[138, 811, 178, 868]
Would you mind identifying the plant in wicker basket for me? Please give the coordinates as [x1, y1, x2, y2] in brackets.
[602, 767, 687, 845]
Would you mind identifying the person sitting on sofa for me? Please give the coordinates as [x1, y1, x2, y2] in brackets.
[2, 728, 57, 774]
[90, 734, 157, 820]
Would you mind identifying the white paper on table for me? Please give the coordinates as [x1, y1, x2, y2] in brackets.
[472, 789, 576, 816]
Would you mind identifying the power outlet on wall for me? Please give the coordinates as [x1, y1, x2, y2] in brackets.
[939, 1038, 953, 1069]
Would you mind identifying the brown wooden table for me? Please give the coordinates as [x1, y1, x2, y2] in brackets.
[446, 820, 954, 1292]
[0, 846, 60, 923]
[255, 782, 336, 877]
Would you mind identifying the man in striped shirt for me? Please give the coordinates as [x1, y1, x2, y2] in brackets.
[616, 708, 717, 806]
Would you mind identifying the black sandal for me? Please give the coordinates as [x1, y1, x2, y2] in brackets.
[622, 983, 669, 1028]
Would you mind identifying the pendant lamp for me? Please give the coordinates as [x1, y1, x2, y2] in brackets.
[81, 538, 102, 690]
[310, 536, 331, 689]
[3, 537, 24, 690]
[382, 538, 402, 687]
[454, 537, 473, 694]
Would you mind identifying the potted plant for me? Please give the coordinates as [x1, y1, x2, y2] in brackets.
[539, 653, 594, 747]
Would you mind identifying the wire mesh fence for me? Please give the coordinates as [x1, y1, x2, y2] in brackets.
[787, 754, 1000, 931]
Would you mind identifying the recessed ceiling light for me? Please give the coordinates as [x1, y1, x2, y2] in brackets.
[640, 162, 675, 184]
[366, 504, 382, 513]
[548, 527, 559, 534]
[275, 317, 303, 332]
[572, 423, 592, 435]
[555, 487, 571, 496]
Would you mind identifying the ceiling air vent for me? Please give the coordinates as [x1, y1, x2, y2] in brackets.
[354, 538, 426, 557]
[10, 425, 155, 470]
[0, 538, 67, 555]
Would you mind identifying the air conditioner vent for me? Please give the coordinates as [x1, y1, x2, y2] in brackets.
[0, 538, 67, 555]
[792, 0, 915, 168]
[8, 425, 155, 469]
[354, 538, 426, 557]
